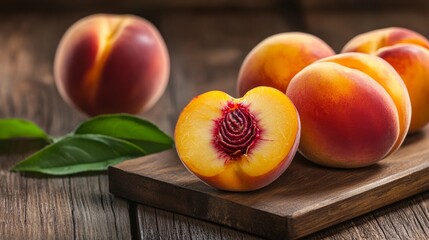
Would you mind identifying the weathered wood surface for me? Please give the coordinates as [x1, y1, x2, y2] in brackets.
[109, 130, 429, 239]
[0, 13, 132, 240]
[1, 6, 429, 240]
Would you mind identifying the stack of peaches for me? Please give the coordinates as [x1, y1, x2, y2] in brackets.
[176, 27, 429, 191]
[54, 15, 429, 192]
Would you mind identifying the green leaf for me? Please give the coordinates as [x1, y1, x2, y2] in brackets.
[74, 114, 174, 154]
[12, 134, 146, 175]
[0, 118, 49, 141]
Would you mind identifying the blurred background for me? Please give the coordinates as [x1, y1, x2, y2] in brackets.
[1, 0, 428, 53]
[1, 0, 429, 122]
[1, 2, 429, 240]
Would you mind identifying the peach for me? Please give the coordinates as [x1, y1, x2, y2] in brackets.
[342, 27, 429, 132]
[286, 53, 411, 168]
[237, 32, 335, 97]
[342, 27, 429, 53]
[175, 86, 300, 191]
[54, 14, 169, 116]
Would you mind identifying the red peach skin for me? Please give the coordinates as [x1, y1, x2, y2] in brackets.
[342, 27, 429, 132]
[54, 14, 170, 116]
[287, 53, 411, 168]
[237, 32, 334, 96]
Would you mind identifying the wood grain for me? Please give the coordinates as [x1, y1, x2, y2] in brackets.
[109, 10, 429, 240]
[109, 126, 429, 239]
[0, 13, 132, 239]
[131, 191, 429, 240]
[135, 205, 261, 240]
[1, 6, 429, 240]
[306, 191, 429, 239]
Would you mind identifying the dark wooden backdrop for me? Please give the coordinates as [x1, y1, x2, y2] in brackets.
[1, 1, 429, 239]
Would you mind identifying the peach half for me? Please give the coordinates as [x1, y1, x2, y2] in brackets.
[175, 86, 300, 191]
[237, 32, 335, 97]
[286, 53, 411, 168]
[342, 27, 429, 132]
[54, 14, 170, 116]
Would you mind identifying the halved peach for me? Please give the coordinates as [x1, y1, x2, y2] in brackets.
[175, 86, 300, 191]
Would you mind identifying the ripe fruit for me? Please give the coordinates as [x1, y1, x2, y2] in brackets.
[237, 32, 335, 97]
[175, 86, 300, 191]
[286, 53, 411, 168]
[54, 14, 170, 116]
[342, 27, 429, 132]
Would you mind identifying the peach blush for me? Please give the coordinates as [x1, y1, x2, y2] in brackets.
[376, 44, 429, 132]
[342, 27, 429, 132]
[342, 27, 429, 54]
[54, 14, 170, 116]
[237, 32, 334, 96]
[287, 53, 411, 168]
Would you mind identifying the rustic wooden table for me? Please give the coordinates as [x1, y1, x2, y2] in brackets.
[1, 6, 429, 239]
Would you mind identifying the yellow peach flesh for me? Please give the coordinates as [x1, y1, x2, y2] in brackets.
[238, 87, 299, 176]
[174, 91, 230, 177]
[175, 86, 300, 191]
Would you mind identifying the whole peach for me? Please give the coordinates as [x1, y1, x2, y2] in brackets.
[54, 14, 170, 116]
[286, 53, 411, 168]
[342, 27, 429, 132]
[237, 32, 335, 96]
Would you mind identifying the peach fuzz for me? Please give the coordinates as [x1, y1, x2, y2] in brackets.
[175, 87, 300, 191]
[342, 27, 429, 132]
[342, 27, 429, 54]
[377, 44, 429, 132]
[286, 53, 411, 168]
[237, 32, 335, 97]
[54, 14, 170, 116]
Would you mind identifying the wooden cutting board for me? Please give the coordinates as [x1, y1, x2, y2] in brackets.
[108, 128, 429, 239]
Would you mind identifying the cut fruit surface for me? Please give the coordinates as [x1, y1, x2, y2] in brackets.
[175, 86, 300, 191]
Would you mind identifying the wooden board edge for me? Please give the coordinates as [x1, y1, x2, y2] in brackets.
[289, 165, 429, 239]
[108, 165, 289, 239]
